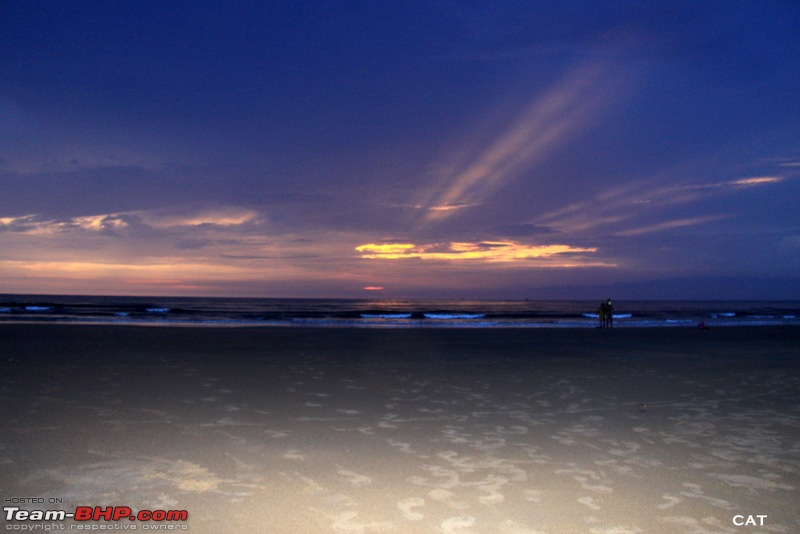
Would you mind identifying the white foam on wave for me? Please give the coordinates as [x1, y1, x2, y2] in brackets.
[424, 313, 486, 319]
[146, 308, 170, 313]
[25, 306, 52, 311]
[360, 313, 412, 319]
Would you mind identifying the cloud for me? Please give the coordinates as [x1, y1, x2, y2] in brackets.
[134, 206, 261, 228]
[730, 176, 783, 187]
[356, 240, 611, 267]
[417, 59, 630, 224]
[425, 202, 476, 213]
[0, 206, 261, 235]
[614, 215, 728, 237]
[0, 214, 43, 233]
[356, 243, 416, 256]
[536, 169, 789, 236]
[0, 213, 129, 235]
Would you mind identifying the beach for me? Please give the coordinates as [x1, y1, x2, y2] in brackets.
[1, 324, 798, 533]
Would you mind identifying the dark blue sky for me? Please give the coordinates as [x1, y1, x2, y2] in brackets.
[2, 1, 799, 298]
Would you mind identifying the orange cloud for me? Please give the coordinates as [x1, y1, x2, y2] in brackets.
[356, 240, 610, 267]
[730, 176, 783, 187]
[355, 243, 415, 255]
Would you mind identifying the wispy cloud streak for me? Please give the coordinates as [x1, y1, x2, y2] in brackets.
[419, 60, 627, 223]
[536, 173, 787, 236]
[614, 215, 728, 237]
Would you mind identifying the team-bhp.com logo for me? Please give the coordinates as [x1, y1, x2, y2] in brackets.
[4, 505, 188, 523]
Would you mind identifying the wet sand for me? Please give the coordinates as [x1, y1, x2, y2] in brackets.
[1, 325, 799, 533]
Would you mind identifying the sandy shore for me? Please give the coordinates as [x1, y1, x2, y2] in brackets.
[1, 325, 799, 533]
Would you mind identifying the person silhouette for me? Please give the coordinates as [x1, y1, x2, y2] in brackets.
[605, 299, 614, 327]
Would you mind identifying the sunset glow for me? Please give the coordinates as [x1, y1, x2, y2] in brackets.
[1, 3, 798, 298]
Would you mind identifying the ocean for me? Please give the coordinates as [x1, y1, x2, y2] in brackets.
[1, 295, 798, 328]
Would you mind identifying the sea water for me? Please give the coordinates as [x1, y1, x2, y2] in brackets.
[0, 295, 798, 328]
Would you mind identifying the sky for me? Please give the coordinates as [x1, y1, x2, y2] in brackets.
[2, 1, 799, 300]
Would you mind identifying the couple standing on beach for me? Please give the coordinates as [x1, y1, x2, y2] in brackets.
[598, 298, 614, 328]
